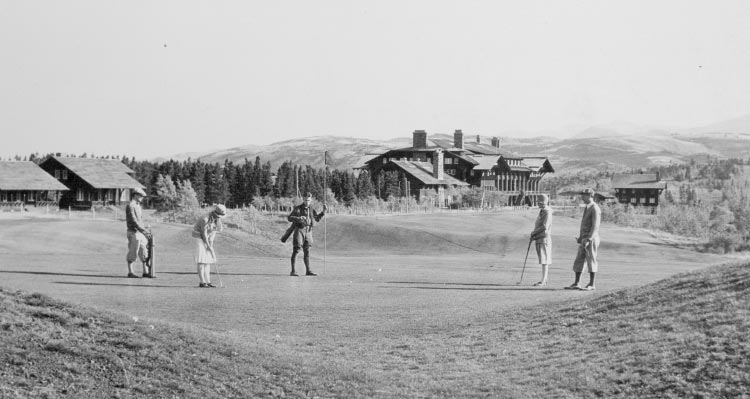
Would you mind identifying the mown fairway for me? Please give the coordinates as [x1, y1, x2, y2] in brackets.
[0, 209, 740, 398]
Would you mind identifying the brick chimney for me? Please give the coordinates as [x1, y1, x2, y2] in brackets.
[491, 137, 500, 148]
[454, 130, 464, 149]
[413, 130, 427, 149]
[433, 148, 444, 180]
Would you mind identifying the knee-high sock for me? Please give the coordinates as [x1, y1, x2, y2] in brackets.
[303, 248, 310, 272]
[291, 248, 299, 272]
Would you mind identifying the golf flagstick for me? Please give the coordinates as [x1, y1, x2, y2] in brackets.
[323, 150, 327, 275]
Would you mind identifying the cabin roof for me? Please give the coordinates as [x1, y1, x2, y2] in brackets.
[0, 161, 70, 191]
[47, 157, 144, 189]
[612, 173, 666, 190]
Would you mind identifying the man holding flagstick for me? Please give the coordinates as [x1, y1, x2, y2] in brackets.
[286, 192, 327, 276]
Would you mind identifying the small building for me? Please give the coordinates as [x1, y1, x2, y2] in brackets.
[0, 161, 69, 208]
[39, 157, 145, 209]
[612, 173, 666, 207]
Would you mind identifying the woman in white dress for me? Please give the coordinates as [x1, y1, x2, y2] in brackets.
[192, 204, 226, 288]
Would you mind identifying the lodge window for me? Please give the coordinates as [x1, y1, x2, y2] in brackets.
[445, 158, 453, 165]
[62, 170, 68, 180]
[76, 189, 84, 201]
[640, 197, 647, 204]
[630, 197, 636, 204]
[446, 169, 455, 175]
[54, 169, 60, 179]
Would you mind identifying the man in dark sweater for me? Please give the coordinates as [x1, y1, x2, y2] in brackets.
[286, 193, 327, 276]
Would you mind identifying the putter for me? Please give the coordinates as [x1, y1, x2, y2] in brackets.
[214, 260, 225, 288]
[517, 239, 532, 285]
[210, 248, 225, 288]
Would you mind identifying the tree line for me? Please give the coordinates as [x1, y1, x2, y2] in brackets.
[17, 152, 421, 208]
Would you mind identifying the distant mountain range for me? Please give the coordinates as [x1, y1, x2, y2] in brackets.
[156, 114, 750, 175]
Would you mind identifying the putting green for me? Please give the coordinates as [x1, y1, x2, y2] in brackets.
[0, 210, 726, 345]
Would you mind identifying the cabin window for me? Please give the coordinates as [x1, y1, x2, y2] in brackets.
[640, 197, 647, 204]
[445, 158, 453, 165]
[54, 169, 60, 179]
[630, 197, 636, 204]
[62, 170, 68, 180]
[76, 189, 84, 201]
[446, 169, 455, 176]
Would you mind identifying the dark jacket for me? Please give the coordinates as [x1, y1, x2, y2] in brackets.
[287, 204, 325, 229]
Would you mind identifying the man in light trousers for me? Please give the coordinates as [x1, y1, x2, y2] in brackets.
[565, 188, 601, 291]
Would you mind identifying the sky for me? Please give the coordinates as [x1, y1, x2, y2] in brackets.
[2, 1, 750, 159]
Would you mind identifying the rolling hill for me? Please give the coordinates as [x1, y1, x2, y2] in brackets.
[156, 115, 750, 175]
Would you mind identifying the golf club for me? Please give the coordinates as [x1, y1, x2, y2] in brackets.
[210, 248, 225, 288]
[517, 238, 532, 285]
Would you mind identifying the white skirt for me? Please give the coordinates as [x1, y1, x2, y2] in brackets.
[194, 238, 216, 264]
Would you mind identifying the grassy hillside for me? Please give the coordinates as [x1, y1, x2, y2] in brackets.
[3, 260, 748, 398]
[156, 131, 750, 174]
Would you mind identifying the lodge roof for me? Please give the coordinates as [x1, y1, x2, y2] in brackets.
[429, 138, 505, 156]
[45, 157, 145, 189]
[353, 154, 381, 169]
[612, 173, 666, 190]
[498, 156, 555, 173]
[461, 142, 504, 155]
[466, 155, 501, 170]
[0, 161, 69, 191]
[446, 151, 480, 165]
[390, 160, 470, 186]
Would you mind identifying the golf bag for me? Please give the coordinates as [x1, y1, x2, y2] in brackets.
[145, 231, 155, 277]
[280, 224, 295, 243]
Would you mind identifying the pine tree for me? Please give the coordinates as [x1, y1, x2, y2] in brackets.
[190, 161, 207, 204]
[260, 161, 274, 196]
[342, 172, 356, 205]
[355, 170, 375, 198]
[154, 174, 178, 212]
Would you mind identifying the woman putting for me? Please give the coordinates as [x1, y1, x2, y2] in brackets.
[192, 204, 226, 288]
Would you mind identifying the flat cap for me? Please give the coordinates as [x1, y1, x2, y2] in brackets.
[579, 188, 595, 195]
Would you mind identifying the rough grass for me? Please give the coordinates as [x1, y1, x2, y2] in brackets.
[2, 261, 749, 398]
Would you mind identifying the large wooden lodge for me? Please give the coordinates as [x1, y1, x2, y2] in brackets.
[365, 130, 554, 205]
